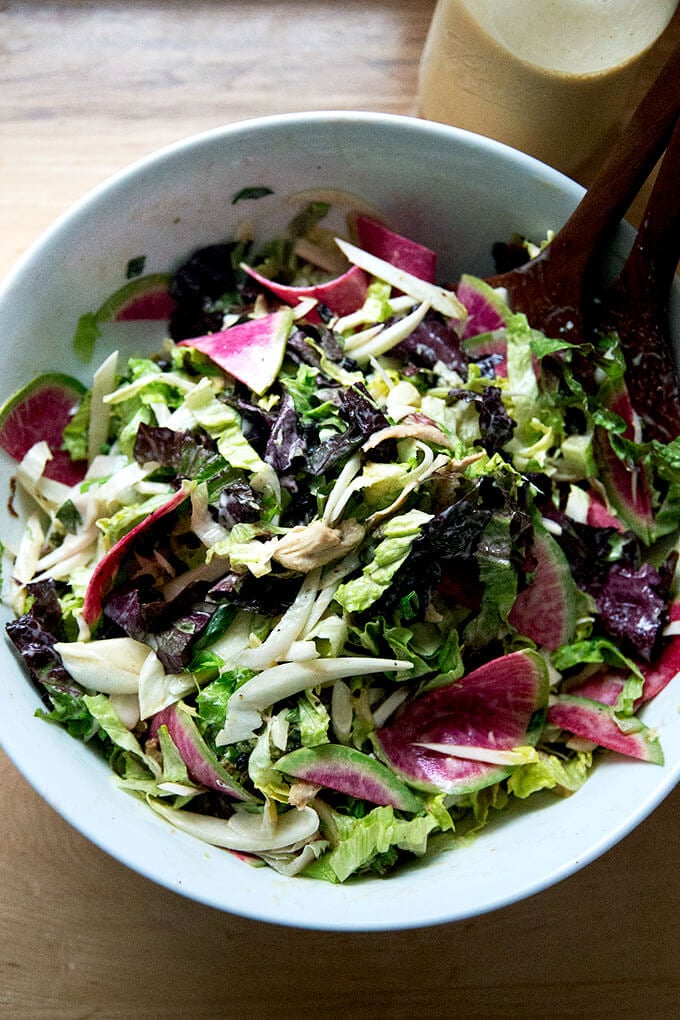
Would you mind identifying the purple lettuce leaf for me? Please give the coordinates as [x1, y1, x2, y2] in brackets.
[536, 504, 672, 659]
[371, 481, 494, 619]
[208, 570, 300, 616]
[264, 390, 308, 474]
[5, 580, 106, 742]
[5, 579, 75, 695]
[103, 585, 216, 672]
[286, 323, 358, 373]
[306, 383, 390, 476]
[168, 242, 251, 341]
[539, 504, 634, 590]
[450, 385, 517, 455]
[391, 312, 468, 374]
[337, 382, 389, 434]
[217, 479, 263, 528]
[151, 605, 216, 673]
[592, 562, 667, 661]
[133, 423, 222, 480]
[219, 391, 276, 456]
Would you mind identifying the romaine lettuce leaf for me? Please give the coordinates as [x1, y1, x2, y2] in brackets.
[83, 693, 160, 777]
[302, 803, 442, 883]
[507, 750, 592, 798]
[334, 509, 432, 612]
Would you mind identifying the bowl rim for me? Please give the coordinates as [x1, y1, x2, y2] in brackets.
[0, 109, 589, 293]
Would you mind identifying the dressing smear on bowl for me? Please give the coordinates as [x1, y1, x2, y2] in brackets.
[2, 199, 680, 884]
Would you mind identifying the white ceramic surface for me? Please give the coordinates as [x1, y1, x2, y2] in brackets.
[1, 111, 678, 931]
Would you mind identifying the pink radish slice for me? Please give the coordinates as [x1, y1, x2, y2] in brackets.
[456, 275, 507, 339]
[586, 492, 625, 531]
[83, 488, 186, 626]
[0, 373, 87, 486]
[94, 273, 176, 322]
[569, 651, 679, 708]
[567, 602, 680, 708]
[566, 670, 626, 707]
[242, 263, 368, 320]
[177, 308, 292, 395]
[547, 694, 663, 763]
[508, 525, 578, 650]
[151, 703, 255, 801]
[595, 383, 654, 542]
[375, 649, 549, 795]
[638, 631, 680, 703]
[354, 215, 437, 282]
[274, 743, 422, 811]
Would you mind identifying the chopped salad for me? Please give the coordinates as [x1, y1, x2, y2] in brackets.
[3, 197, 680, 883]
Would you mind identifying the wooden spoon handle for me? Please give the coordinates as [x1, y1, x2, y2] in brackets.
[620, 115, 680, 303]
[600, 118, 680, 441]
[548, 42, 680, 277]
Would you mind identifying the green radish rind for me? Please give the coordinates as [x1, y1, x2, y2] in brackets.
[73, 274, 176, 360]
[508, 521, 579, 651]
[375, 649, 550, 795]
[547, 694, 664, 764]
[461, 330, 507, 359]
[593, 427, 654, 543]
[152, 703, 257, 802]
[456, 274, 508, 339]
[274, 743, 423, 813]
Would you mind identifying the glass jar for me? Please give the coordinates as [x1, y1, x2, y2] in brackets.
[419, 0, 679, 182]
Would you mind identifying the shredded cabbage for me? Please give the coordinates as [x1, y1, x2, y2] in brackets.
[5, 205, 680, 885]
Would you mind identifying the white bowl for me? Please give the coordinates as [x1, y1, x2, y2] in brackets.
[1, 111, 678, 931]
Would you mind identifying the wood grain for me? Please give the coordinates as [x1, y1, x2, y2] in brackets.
[2, 748, 679, 1018]
[1, 3, 680, 1016]
[0, 0, 426, 278]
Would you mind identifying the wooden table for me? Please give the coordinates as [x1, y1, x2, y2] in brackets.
[1, 3, 679, 1016]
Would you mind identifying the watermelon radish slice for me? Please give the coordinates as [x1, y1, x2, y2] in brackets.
[94, 273, 176, 322]
[274, 743, 423, 812]
[508, 522, 578, 650]
[354, 215, 436, 282]
[456, 274, 508, 339]
[639, 601, 680, 703]
[83, 488, 187, 626]
[546, 694, 664, 763]
[150, 703, 256, 801]
[242, 262, 368, 321]
[177, 308, 294, 395]
[585, 490, 625, 531]
[594, 383, 654, 543]
[75, 275, 177, 359]
[375, 649, 549, 795]
[569, 605, 680, 708]
[566, 669, 626, 707]
[0, 373, 87, 486]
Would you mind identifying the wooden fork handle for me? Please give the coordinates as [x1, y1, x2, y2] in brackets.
[620, 115, 680, 303]
[600, 117, 680, 442]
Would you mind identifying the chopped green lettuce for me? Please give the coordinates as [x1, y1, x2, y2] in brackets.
[302, 803, 443, 883]
[334, 509, 432, 612]
[83, 694, 160, 777]
[507, 750, 592, 798]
